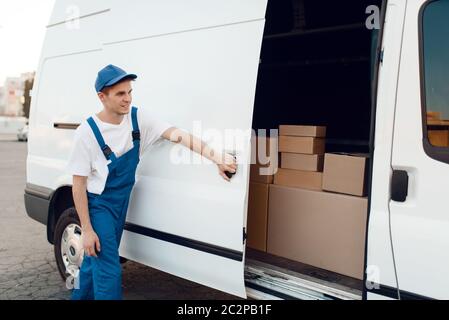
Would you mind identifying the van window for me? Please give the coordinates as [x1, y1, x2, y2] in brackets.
[421, 0, 449, 154]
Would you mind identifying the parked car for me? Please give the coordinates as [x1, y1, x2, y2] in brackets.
[17, 124, 28, 142]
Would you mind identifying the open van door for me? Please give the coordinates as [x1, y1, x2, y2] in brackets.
[104, 1, 268, 298]
[389, 0, 449, 300]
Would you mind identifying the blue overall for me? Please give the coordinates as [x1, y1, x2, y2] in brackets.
[71, 106, 140, 300]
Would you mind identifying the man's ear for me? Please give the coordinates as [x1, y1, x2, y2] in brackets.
[97, 92, 105, 102]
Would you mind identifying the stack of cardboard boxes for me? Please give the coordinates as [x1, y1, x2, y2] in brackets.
[274, 125, 326, 190]
[246, 125, 370, 280]
[266, 125, 369, 280]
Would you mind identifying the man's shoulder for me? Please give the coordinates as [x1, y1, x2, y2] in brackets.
[73, 118, 97, 145]
[76, 119, 91, 135]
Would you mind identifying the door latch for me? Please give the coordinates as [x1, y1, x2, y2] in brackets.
[391, 170, 409, 202]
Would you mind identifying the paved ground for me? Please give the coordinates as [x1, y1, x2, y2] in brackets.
[0, 135, 237, 300]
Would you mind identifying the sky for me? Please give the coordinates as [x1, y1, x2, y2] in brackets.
[0, 0, 55, 85]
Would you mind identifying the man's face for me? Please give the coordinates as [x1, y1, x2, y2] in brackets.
[98, 80, 133, 115]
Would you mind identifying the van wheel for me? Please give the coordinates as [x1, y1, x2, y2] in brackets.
[54, 207, 83, 281]
[53, 207, 129, 281]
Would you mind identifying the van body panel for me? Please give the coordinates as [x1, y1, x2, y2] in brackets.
[48, 0, 110, 26]
[390, 0, 449, 300]
[115, 15, 266, 298]
[28, 0, 267, 298]
[366, 0, 407, 295]
[105, 0, 269, 45]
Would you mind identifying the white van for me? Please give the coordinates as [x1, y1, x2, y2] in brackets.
[24, 0, 449, 300]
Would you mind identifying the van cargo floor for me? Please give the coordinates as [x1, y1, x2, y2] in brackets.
[245, 248, 363, 300]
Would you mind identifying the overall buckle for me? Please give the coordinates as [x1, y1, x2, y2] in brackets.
[132, 130, 140, 141]
[101, 145, 113, 158]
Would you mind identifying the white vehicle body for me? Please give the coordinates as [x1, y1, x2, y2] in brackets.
[25, 0, 449, 300]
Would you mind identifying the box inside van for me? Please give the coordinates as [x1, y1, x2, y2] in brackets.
[244, 0, 383, 299]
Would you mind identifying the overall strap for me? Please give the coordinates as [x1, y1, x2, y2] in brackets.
[131, 106, 140, 145]
[87, 117, 117, 161]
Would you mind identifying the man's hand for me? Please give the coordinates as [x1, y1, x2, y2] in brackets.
[82, 227, 101, 258]
[72, 175, 101, 257]
[217, 152, 237, 182]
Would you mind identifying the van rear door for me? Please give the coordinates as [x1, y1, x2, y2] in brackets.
[107, 1, 268, 298]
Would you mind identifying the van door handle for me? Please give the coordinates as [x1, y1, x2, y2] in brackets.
[391, 170, 409, 202]
[224, 171, 236, 179]
[224, 151, 237, 179]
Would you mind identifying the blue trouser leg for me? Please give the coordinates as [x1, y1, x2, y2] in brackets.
[72, 205, 123, 300]
[71, 256, 94, 300]
[90, 208, 123, 300]
[116, 197, 130, 246]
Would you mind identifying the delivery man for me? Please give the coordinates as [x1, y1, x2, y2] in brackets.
[66, 64, 237, 300]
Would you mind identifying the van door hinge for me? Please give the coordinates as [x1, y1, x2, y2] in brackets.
[243, 227, 247, 244]
[379, 48, 384, 64]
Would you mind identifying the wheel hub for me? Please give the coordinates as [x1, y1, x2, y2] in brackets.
[61, 223, 83, 275]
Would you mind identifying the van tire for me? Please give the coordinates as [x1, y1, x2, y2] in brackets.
[53, 207, 129, 281]
[54, 207, 82, 281]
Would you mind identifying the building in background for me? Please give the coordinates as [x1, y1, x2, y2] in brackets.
[1, 77, 23, 116]
[0, 72, 34, 117]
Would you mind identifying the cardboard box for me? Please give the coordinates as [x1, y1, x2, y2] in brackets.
[322, 153, 368, 196]
[250, 163, 274, 184]
[274, 168, 323, 191]
[246, 182, 270, 251]
[279, 125, 326, 138]
[278, 136, 325, 154]
[281, 153, 324, 172]
[267, 184, 368, 280]
[428, 130, 449, 147]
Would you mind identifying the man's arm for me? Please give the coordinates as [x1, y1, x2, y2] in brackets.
[72, 175, 101, 257]
[161, 127, 237, 181]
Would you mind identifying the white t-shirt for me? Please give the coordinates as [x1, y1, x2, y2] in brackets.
[66, 108, 172, 194]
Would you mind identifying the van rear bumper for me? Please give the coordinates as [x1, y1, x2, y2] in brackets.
[24, 184, 53, 226]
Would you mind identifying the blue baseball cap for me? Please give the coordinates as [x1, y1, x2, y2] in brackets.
[95, 64, 137, 92]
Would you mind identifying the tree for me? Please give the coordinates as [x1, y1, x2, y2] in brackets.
[22, 77, 34, 119]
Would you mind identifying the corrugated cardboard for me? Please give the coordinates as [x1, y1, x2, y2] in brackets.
[278, 136, 325, 154]
[428, 130, 449, 147]
[267, 184, 368, 280]
[322, 153, 368, 196]
[246, 182, 270, 251]
[279, 125, 326, 137]
[274, 168, 322, 191]
[250, 163, 274, 184]
[281, 153, 324, 172]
